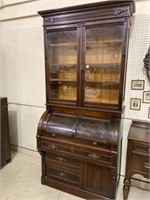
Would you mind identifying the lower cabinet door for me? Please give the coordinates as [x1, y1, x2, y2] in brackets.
[84, 163, 116, 199]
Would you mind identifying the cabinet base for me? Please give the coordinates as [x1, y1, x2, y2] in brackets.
[41, 176, 111, 200]
[0, 154, 11, 168]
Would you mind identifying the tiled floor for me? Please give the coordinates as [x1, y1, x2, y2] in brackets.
[0, 151, 150, 200]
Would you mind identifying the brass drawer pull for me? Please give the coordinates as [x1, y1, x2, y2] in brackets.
[59, 172, 66, 177]
[57, 156, 66, 162]
[144, 163, 150, 169]
[93, 141, 97, 146]
[70, 146, 74, 151]
[88, 153, 99, 160]
[49, 144, 57, 150]
[52, 133, 56, 137]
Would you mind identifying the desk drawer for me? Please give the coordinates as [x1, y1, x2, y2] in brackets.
[45, 158, 79, 186]
[132, 153, 150, 177]
[45, 152, 79, 169]
[41, 140, 113, 166]
[133, 142, 150, 155]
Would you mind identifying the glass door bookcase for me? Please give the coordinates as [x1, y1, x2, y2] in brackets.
[37, 1, 135, 200]
[46, 22, 125, 110]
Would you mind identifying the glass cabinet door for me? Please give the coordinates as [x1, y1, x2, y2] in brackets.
[47, 29, 77, 101]
[84, 25, 124, 105]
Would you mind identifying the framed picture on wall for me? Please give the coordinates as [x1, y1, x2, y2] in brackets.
[148, 107, 150, 119]
[130, 98, 141, 110]
[131, 80, 145, 90]
[143, 91, 150, 103]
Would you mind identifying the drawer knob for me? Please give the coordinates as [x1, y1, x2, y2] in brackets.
[70, 146, 74, 151]
[57, 156, 66, 162]
[52, 133, 56, 137]
[49, 144, 57, 150]
[144, 163, 150, 169]
[59, 172, 66, 177]
[93, 141, 97, 146]
[88, 153, 99, 160]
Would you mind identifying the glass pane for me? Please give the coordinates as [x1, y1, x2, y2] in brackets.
[48, 30, 77, 101]
[84, 25, 123, 104]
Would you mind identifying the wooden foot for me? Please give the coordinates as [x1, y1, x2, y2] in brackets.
[123, 178, 131, 200]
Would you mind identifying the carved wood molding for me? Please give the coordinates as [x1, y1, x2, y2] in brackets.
[115, 8, 128, 16]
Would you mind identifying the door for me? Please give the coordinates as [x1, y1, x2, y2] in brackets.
[84, 163, 116, 199]
[81, 21, 126, 109]
[46, 26, 79, 105]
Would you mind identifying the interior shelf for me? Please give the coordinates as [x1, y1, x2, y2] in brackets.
[86, 39, 122, 44]
[50, 80, 119, 84]
[49, 64, 76, 67]
[49, 43, 77, 47]
[85, 80, 119, 84]
[50, 79, 77, 82]
[49, 63, 120, 68]
[49, 40, 121, 47]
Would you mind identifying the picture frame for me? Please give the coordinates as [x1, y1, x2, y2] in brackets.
[131, 80, 145, 90]
[148, 107, 150, 119]
[143, 91, 150, 103]
[130, 98, 141, 110]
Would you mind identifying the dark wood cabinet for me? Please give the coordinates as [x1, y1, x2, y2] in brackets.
[0, 97, 11, 168]
[37, 1, 135, 199]
[123, 121, 150, 200]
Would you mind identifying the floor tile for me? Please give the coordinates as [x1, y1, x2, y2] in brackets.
[59, 192, 84, 200]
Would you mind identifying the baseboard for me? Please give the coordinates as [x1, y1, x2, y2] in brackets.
[10, 144, 39, 158]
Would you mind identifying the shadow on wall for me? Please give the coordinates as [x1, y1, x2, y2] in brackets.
[8, 111, 18, 149]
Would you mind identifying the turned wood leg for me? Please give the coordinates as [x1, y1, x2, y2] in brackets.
[123, 178, 131, 200]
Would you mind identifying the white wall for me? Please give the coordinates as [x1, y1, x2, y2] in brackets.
[0, 0, 150, 176]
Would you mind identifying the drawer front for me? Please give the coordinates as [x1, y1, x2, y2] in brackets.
[45, 160, 79, 186]
[41, 140, 113, 166]
[132, 153, 150, 177]
[45, 152, 79, 169]
[133, 142, 150, 155]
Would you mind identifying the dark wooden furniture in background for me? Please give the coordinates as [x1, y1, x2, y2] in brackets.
[123, 120, 150, 200]
[37, 1, 135, 199]
[0, 97, 11, 168]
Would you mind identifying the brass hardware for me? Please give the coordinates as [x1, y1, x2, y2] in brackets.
[144, 163, 150, 169]
[49, 144, 57, 150]
[88, 153, 99, 160]
[59, 172, 66, 177]
[112, 175, 116, 180]
[57, 156, 65, 162]
[93, 141, 97, 146]
[70, 146, 74, 151]
[81, 65, 84, 72]
[52, 133, 56, 137]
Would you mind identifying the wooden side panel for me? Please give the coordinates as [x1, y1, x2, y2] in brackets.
[0, 98, 11, 167]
